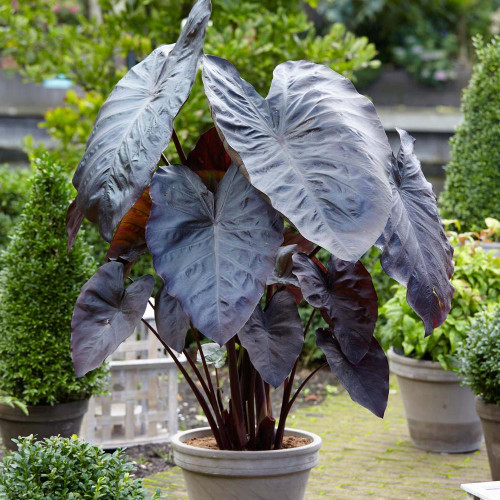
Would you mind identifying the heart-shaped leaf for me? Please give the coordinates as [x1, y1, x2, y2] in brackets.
[238, 289, 304, 388]
[146, 164, 283, 345]
[376, 129, 454, 335]
[316, 328, 389, 418]
[71, 261, 154, 377]
[282, 227, 314, 254]
[186, 127, 231, 190]
[292, 253, 378, 365]
[68, 0, 212, 244]
[196, 343, 227, 368]
[202, 56, 392, 262]
[154, 284, 191, 353]
[106, 187, 152, 263]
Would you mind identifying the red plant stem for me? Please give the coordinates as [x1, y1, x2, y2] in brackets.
[254, 371, 267, 424]
[227, 338, 247, 450]
[303, 308, 317, 338]
[172, 129, 187, 164]
[192, 328, 231, 449]
[215, 368, 224, 412]
[287, 363, 328, 411]
[265, 382, 272, 417]
[308, 245, 321, 258]
[248, 368, 257, 449]
[274, 366, 297, 449]
[140, 318, 223, 448]
[161, 153, 170, 166]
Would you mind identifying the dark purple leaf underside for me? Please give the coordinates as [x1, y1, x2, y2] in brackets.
[154, 284, 191, 353]
[292, 253, 378, 364]
[376, 129, 454, 335]
[238, 290, 304, 388]
[71, 261, 154, 377]
[202, 55, 392, 262]
[146, 164, 283, 345]
[69, 0, 212, 244]
[316, 328, 389, 418]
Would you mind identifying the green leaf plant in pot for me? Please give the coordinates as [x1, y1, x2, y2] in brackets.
[378, 227, 500, 453]
[66, 1, 454, 498]
[457, 307, 500, 480]
[0, 156, 108, 451]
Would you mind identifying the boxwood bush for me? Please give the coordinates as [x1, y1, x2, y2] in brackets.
[0, 435, 159, 499]
[440, 36, 500, 234]
[0, 155, 107, 405]
[457, 308, 500, 405]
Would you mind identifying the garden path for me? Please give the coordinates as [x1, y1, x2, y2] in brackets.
[144, 377, 490, 499]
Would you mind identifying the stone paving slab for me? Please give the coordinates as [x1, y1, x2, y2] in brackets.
[144, 379, 490, 499]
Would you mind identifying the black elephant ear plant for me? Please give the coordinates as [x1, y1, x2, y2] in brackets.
[67, 0, 454, 496]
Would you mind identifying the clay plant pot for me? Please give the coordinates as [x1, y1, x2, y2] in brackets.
[171, 427, 321, 500]
[475, 398, 500, 480]
[388, 349, 482, 453]
[0, 399, 89, 451]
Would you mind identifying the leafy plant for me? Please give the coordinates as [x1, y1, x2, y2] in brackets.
[0, 434, 159, 499]
[457, 307, 500, 405]
[440, 36, 500, 234]
[0, 155, 107, 405]
[377, 229, 500, 370]
[0, 165, 31, 250]
[68, 0, 454, 451]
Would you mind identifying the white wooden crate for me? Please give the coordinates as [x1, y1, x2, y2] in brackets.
[81, 303, 186, 448]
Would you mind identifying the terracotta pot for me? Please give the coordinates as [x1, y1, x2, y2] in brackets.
[476, 398, 500, 480]
[171, 427, 321, 500]
[0, 399, 89, 451]
[389, 349, 482, 453]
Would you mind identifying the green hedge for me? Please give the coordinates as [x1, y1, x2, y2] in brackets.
[0, 155, 107, 405]
[440, 36, 500, 233]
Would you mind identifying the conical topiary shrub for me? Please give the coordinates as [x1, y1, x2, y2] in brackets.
[0, 155, 107, 406]
[439, 36, 500, 232]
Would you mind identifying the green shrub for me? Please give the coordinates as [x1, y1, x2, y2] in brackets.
[440, 36, 500, 234]
[0, 435, 159, 499]
[457, 307, 500, 405]
[0, 165, 31, 250]
[0, 155, 107, 405]
[377, 232, 500, 370]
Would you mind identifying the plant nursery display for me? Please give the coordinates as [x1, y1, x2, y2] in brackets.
[0, 434, 160, 499]
[458, 308, 500, 479]
[0, 156, 107, 450]
[67, 1, 454, 498]
[378, 227, 500, 452]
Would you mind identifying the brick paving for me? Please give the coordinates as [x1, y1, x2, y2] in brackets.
[144, 379, 490, 499]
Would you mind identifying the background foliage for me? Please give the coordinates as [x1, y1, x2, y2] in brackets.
[0, 435, 158, 499]
[440, 36, 500, 234]
[0, 155, 107, 405]
[457, 307, 500, 405]
[377, 231, 500, 370]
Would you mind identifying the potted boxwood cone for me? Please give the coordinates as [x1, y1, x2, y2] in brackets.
[458, 308, 500, 479]
[0, 157, 107, 450]
[66, 1, 455, 498]
[379, 226, 500, 453]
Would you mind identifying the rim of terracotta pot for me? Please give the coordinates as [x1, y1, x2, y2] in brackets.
[388, 348, 459, 382]
[0, 399, 89, 422]
[476, 396, 500, 421]
[171, 427, 322, 476]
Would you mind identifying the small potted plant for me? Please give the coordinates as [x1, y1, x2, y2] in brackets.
[66, 1, 454, 498]
[378, 228, 500, 452]
[0, 434, 160, 499]
[457, 308, 500, 479]
[0, 156, 107, 450]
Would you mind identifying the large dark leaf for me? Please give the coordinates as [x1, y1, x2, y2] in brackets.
[282, 227, 314, 254]
[316, 328, 388, 418]
[106, 187, 151, 263]
[154, 284, 190, 353]
[186, 127, 231, 190]
[202, 56, 392, 262]
[146, 164, 283, 345]
[71, 262, 154, 377]
[238, 290, 303, 388]
[68, 0, 212, 244]
[292, 252, 378, 365]
[376, 129, 454, 335]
